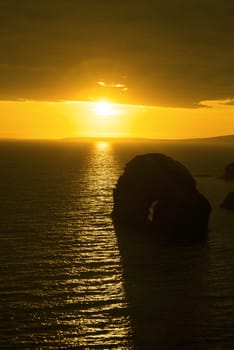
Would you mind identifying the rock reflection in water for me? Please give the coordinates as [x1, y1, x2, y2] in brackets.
[116, 226, 209, 349]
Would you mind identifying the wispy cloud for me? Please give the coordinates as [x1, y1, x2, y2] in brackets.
[97, 81, 128, 92]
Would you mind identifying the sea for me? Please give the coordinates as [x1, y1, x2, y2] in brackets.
[0, 139, 234, 349]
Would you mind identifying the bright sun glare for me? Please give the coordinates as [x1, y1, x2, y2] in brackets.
[94, 102, 115, 117]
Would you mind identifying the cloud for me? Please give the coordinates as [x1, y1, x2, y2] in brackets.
[199, 98, 234, 108]
[97, 81, 128, 92]
[0, 1, 234, 107]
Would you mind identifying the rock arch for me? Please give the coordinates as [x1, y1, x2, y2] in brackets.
[112, 154, 211, 244]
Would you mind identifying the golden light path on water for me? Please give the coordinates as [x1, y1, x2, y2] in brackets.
[64, 141, 133, 348]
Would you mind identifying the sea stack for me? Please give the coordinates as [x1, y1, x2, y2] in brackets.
[112, 153, 211, 245]
[224, 163, 234, 181]
[220, 191, 234, 210]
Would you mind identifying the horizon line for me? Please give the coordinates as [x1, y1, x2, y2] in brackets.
[0, 134, 234, 142]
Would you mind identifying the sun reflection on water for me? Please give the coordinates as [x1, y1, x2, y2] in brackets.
[64, 141, 133, 348]
[96, 141, 110, 150]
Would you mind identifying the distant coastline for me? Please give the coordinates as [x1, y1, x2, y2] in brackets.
[1, 134, 234, 144]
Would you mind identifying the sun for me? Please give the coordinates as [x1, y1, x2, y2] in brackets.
[94, 102, 115, 117]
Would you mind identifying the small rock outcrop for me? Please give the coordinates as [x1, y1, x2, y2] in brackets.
[224, 163, 234, 180]
[220, 191, 234, 210]
[112, 154, 211, 244]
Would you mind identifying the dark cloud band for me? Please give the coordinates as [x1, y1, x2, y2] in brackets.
[0, 0, 234, 107]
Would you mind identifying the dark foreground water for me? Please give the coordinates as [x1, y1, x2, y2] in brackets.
[0, 140, 234, 349]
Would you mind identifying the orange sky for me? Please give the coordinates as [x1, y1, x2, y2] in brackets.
[0, 99, 234, 139]
[1, 2, 234, 140]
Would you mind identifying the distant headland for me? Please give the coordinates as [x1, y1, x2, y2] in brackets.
[1, 134, 234, 143]
[62, 134, 234, 143]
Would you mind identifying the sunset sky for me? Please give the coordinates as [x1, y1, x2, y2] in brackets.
[1, 1, 234, 139]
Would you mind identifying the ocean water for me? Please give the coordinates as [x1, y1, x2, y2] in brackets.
[0, 140, 234, 349]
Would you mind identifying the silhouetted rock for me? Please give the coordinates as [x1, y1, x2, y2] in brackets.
[224, 163, 234, 180]
[220, 191, 234, 210]
[112, 153, 211, 245]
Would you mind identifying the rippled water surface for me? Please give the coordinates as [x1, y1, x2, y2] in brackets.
[1, 140, 234, 349]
